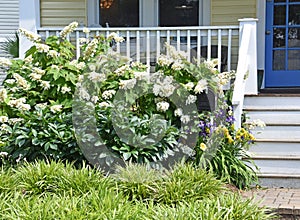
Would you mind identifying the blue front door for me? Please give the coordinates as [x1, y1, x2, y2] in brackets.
[265, 0, 300, 87]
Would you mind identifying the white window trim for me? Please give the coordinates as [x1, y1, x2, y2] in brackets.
[87, 0, 101, 27]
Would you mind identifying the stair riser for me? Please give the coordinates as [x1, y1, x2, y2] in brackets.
[253, 159, 300, 171]
[252, 126, 300, 140]
[258, 177, 300, 188]
[249, 142, 300, 156]
[244, 96, 300, 109]
[246, 111, 300, 125]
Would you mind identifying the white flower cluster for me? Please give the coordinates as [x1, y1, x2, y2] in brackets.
[107, 32, 125, 43]
[204, 59, 218, 70]
[19, 28, 41, 42]
[194, 79, 208, 94]
[61, 86, 71, 94]
[115, 64, 131, 76]
[69, 60, 85, 70]
[29, 67, 46, 81]
[102, 90, 116, 100]
[180, 115, 190, 124]
[35, 103, 48, 110]
[119, 79, 137, 90]
[83, 38, 98, 58]
[166, 44, 188, 60]
[35, 43, 50, 53]
[24, 55, 33, 64]
[51, 65, 59, 71]
[171, 60, 184, 71]
[133, 71, 149, 80]
[99, 102, 112, 108]
[158, 44, 186, 70]
[174, 108, 183, 117]
[83, 28, 90, 34]
[0, 88, 7, 102]
[40, 80, 51, 90]
[79, 38, 88, 44]
[0, 152, 8, 157]
[184, 82, 194, 91]
[48, 50, 59, 58]
[0, 57, 12, 68]
[131, 62, 147, 69]
[91, 96, 99, 104]
[13, 73, 30, 90]
[59, 21, 78, 38]
[156, 101, 170, 112]
[78, 87, 90, 101]
[157, 55, 173, 67]
[88, 71, 106, 82]
[217, 71, 235, 86]
[186, 95, 197, 105]
[0, 116, 8, 123]
[50, 104, 63, 113]
[5, 79, 15, 84]
[8, 98, 31, 111]
[29, 72, 42, 81]
[247, 119, 266, 130]
[8, 118, 24, 125]
[152, 73, 175, 98]
[33, 67, 46, 75]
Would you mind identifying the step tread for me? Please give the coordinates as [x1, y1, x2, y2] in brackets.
[254, 139, 300, 143]
[251, 155, 300, 160]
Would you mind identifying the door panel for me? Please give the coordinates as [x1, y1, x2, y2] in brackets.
[265, 0, 300, 87]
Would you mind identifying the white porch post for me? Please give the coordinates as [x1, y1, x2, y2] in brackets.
[239, 18, 258, 95]
[19, 0, 40, 58]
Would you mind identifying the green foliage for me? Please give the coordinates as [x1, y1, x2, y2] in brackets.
[0, 32, 19, 58]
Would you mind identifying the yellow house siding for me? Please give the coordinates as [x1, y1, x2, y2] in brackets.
[40, 0, 87, 27]
[211, 0, 257, 70]
[211, 0, 257, 26]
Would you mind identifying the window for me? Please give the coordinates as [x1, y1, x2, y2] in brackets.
[99, 0, 139, 27]
[159, 0, 199, 26]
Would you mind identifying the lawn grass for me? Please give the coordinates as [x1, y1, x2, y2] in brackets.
[0, 160, 276, 219]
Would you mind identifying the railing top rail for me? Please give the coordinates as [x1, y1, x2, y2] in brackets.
[37, 25, 239, 32]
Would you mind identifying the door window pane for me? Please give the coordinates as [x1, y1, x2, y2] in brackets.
[288, 50, 300, 70]
[274, 5, 286, 25]
[273, 50, 286, 70]
[273, 28, 286, 47]
[100, 0, 139, 27]
[288, 28, 300, 47]
[289, 5, 300, 25]
[159, 0, 199, 26]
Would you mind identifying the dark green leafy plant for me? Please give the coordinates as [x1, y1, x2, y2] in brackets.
[0, 32, 19, 58]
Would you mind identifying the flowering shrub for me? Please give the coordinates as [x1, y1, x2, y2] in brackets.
[0, 22, 259, 188]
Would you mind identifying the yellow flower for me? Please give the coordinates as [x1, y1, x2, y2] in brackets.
[227, 135, 234, 144]
[249, 134, 256, 141]
[200, 143, 207, 151]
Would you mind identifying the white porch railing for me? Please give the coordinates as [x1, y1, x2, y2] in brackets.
[232, 18, 258, 128]
[37, 26, 239, 73]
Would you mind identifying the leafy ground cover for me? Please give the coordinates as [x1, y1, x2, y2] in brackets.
[0, 160, 276, 219]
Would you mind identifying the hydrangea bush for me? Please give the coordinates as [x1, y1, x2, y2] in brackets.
[0, 22, 260, 188]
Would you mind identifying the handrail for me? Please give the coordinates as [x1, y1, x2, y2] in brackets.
[232, 18, 258, 128]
